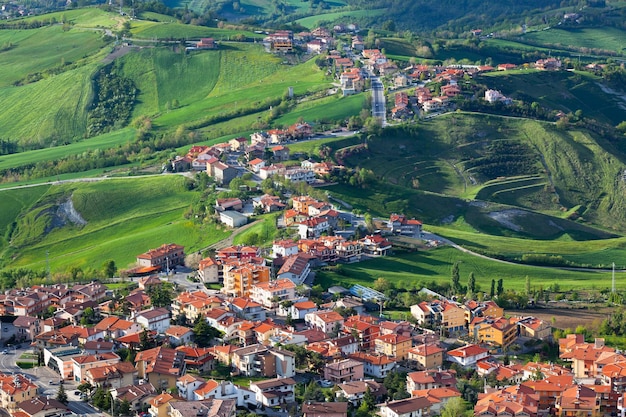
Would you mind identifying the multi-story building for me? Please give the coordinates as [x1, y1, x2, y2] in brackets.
[134, 308, 171, 334]
[305, 310, 344, 335]
[249, 279, 297, 308]
[407, 344, 445, 370]
[222, 262, 271, 298]
[250, 377, 296, 407]
[374, 334, 412, 360]
[136, 346, 186, 390]
[0, 373, 38, 412]
[136, 243, 185, 271]
[323, 359, 364, 384]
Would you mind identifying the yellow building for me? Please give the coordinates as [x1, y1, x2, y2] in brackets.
[0, 373, 38, 412]
[407, 344, 445, 370]
[149, 392, 177, 417]
[136, 347, 185, 390]
[439, 302, 466, 333]
[222, 262, 270, 298]
[471, 317, 517, 349]
[374, 334, 412, 360]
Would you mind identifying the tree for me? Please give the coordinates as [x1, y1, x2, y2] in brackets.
[139, 329, 154, 351]
[303, 381, 325, 402]
[441, 397, 469, 417]
[56, 384, 68, 405]
[362, 386, 376, 410]
[467, 272, 475, 297]
[118, 399, 132, 416]
[194, 316, 220, 347]
[147, 285, 172, 308]
[102, 260, 117, 278]
[490, 279, 495, 298]
[451, 261, 460, 295]
[497, 278, 504, 296]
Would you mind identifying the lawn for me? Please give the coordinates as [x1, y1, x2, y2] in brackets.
[232, 212, 282, 246]
[315, 246, 622, 293]
[0, 186, 49, 247]
[130, 21, 263, 40]
[3, 176, 230, 272]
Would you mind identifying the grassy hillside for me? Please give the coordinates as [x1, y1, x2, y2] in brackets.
[479, 71, 626, 126]
[325, 114, 626, 237]
[521, 27, 626, 56]
[2, 176, 230, 271]
[316, 246, 621, 293]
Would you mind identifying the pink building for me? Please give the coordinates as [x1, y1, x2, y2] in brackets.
[324, 359, 364, 384]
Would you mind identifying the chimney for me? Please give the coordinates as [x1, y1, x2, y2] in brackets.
[595, 338, 605, 349]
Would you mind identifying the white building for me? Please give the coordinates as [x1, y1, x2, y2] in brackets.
[249, 377, 297, 407]
[249, 279, 297, 308]
[305, 310, 344, 335]
[219, 211, 248, 228]
[379, 397, 432, 417]
[134, 308, 171, 334]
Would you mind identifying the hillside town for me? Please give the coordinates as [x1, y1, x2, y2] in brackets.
[0, 198, 622, 417]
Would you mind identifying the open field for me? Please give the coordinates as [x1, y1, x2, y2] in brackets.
[315, 247, 622, 293]
[521, 27, 626, 56]
[0, 26, 105, 87]
[130, 21, 263, 40]
[274, 93, 366, 126]
[232, 213, 281, 246]
[0, 129, 135, 172]
[295, 9, 384, 29]
[2, 176, 230, 271]
[507, 307, 608, 332]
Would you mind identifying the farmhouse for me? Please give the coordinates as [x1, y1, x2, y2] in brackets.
[136, 244, 185, 271]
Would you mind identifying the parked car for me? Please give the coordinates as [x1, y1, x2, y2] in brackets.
[318, 380, 334, 388]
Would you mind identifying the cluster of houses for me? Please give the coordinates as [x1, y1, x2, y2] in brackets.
[263, 25, 360, 55]
[3, 264, 626, 417]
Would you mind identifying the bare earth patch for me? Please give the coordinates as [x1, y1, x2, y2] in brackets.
[508, 306, 610, 330]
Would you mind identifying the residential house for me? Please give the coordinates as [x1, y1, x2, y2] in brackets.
[231, 344, 295, 378]
[83, 340, 115, 355]
[13, 316, 41, 342]
[406, 370, 457, 393]
[177, 374, 207, 401]
[349, 352, 396, 378]
[198, 258, 220, 283]
[335, 380, 387, 406]
[470, 316, 517, 349]
[197, 38, 217, 49]
[302, 402, 348, 417]
[134, 307, 171, 334]
[271, 145, 290, 161]
[208, 161, 238, 185]
[277, 253, 312, 285]
[407, 344, 445, 370]
[388, 214, 422, 236]
[137, 244, 185, 271]
[248, 158, 266, 173]
[514, 316, 552, 341]
[374, 334, 412, 360]
[71, 351, 121, 383]
[176, 346, 215, 373]
[560, 338, 614, 378]
[298, 217, 330, 239]
[446, 344, 489, 367]
[17, 396, 69, 417]
[412, 388, 461, 415]
[378, 397, 432, 417]
[149, 392, 178, 417]
[254, 195, 286, 214]
[281, 300, 317, 320]
[272, 240, 299, 259]
[555, 385, 600, 417]
[305, 310, 344, 335]
[228, 298, 266, 321]
[135, 346, 186, 390]
[169, 399, 236, 417]
[249, 377, 297, 407]
[229, 137, 247, 151]
[193, 379, 256, 407]
[166, 325, 194, 346]
[111, 383, 157, 414]
[0, 373, 38, 412]
[84, 362, 137, 389]
[250, 278, 297, 308]
[324, 359, 365, 384]
[360, 234, 392, 256]
[93, 316, 143, 339]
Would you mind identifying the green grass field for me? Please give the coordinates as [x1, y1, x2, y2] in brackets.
[316, 247, 620, 293]
[232, 212, 281, 246]
[274, 93, 366, 126]
[130, 21, 263, 40]
[295, 9, 384, 29]
[0, 128, 135, 172]
[521, 27, 626, 56]
[0, 26, 106, 87]
[2, 176, 230, 271]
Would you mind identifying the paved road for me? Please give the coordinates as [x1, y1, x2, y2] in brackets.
[0, 347, 102, 417]
[371, 77, 387, 126]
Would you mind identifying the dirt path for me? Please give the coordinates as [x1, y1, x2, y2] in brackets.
[203, 219, 263, 252]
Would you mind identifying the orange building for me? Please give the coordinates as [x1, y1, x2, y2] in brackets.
[222, 262, 270, 297]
